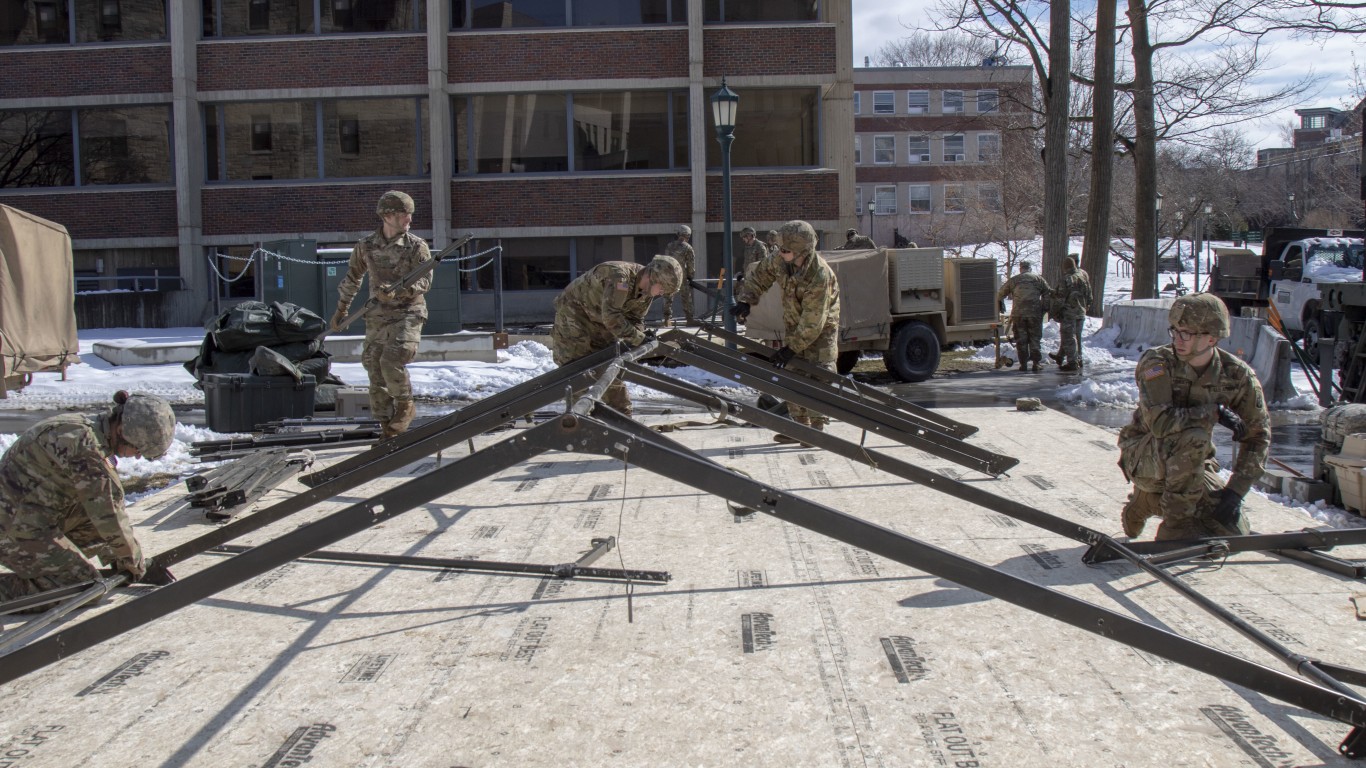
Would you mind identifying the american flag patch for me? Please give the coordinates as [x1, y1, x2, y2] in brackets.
[616, 281, 629, 291]
[1143, 363, 1166, 380]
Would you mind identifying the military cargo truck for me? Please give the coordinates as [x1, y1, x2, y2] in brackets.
[743, 247, 1001, 381]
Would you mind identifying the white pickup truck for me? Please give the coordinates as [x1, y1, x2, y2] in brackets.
[1210, 226, 1365, 347]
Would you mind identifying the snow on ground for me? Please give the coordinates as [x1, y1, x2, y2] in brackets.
[4, 236, 1360, 528]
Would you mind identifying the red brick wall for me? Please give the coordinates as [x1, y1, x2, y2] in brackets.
[202, 183, 430, 236]
[705, 171, 839, 222]
[855, 166, 992, 184]
[0, 190, 177, 239]
[0, 47, 171, 99]
[198, 37, 427, 91]
[452, 176, 691, 228]
[704, 26, 835, 77]
[450, 30, 687, 82]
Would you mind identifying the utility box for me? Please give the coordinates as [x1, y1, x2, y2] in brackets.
[336, 387, 373, 419]
[203, 374, 317, 433]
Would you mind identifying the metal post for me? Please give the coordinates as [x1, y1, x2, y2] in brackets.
[720, 130, 735, 336]
[493, 239, 504, 333]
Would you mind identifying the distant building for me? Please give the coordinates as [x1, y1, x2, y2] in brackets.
[1251, 103, 1363, 228]
[852, 64, 1035, 249]
[0, 2, 857, 328]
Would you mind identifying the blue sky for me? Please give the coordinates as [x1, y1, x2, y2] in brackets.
[850, 0, 1363, 150]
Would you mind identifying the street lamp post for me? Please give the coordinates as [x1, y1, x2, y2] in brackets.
[711, 78, 739, 335]
[1153, 192, 1163, 297]
[867, 200, 876, 244]
[1288, 192, 1297, 224]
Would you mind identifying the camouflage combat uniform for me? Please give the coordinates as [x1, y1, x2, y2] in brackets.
[1117, 346, 1270, 539]
[738, 249, 841, 428]
[1052, 263, 1092, 369]
[0, 413, 141, 602]
[997, 268, 1051, 368]
[663, 237, 695, 324]
[338, 228, 433, 435]
[835, 234, 877, 250]
[552, 261, 654, 415]
[741, 237, 770, 279]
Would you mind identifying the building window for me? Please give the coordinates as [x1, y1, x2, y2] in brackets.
[854, 136, 861, 165]
[705, 87, 816, 168]
[203, 0, 425, 36]
[337, 117, 360, 156]
[853, 92, 860, 115]
[468, 0, 566, 28]
[322, 98, 428, 176]
[703, 0, 819, 22]
[569, 0, 683, 25]
[873, 135, 894, 165]
[69, 0, 168, 43]
[874, 185, 897, 214]
[980, 183, 1002, 212]
[99, 0, 121, 35]
[907, 90, 929, 114]
[872, 91, 894, 115]
[0, 110, 75, 187]
[79, 107, 173, 185]
[1303, 114, 1327, 129]
[473, 237, 571, 290]
[977, 133, 1000, 162]
[250, 115, 272, 152]
[465, 92, 569, 173]
[248, 0, 270, 30]
[908, 135, 929, 163]
[944, 134, 965, 162]
[908, 184, 931, 213]
[572, 90, 685, 172]
[35, 2, 68, 42]
[977, 89, 999, 113]
[942, 90, 963, 114]
[944, 183, 966, 213]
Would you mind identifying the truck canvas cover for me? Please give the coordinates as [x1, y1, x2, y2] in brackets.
[0, 204, 78, 380]
[745, 248, 892, 343]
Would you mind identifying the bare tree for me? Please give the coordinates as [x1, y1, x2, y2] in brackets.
[0, 111, 74, 187]
[874, 30, 1009, 67]
[1249, 0, 1366, 35]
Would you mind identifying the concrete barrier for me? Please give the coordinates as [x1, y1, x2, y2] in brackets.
[1101, 299, 1296, 403]
[93, 331, 504, 367]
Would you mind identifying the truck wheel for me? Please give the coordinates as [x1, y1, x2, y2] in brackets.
[883, 321, 941, 382]
[1304, 315, 1332, 352]
[836, 350, 859, 375]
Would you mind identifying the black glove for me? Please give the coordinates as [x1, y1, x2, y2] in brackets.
[730, 301, 751, 322]
[998, 299, 1006, 313]
[771, 346, 796, 368]
[1212, 487, 1245, 528]
[1217, 405, 1246, 442]
[642, 327, 657, 342]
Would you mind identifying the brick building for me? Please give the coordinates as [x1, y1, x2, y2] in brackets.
[0, 1, 858, 328]
[851, 64, 1036, 250]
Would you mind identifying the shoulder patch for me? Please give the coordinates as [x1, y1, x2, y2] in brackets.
[615, 281, 630, 292]
[1143, 363, 1166, 381]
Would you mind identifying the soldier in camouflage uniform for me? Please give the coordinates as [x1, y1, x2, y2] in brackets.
[731, 220, 841, 445]
[996, 260, 1051, 372]
[333, 191, 433, 439]
[552, 255, 683, 416]
[1117, 293, 1270, 540]
[662, 224, 696, 326]
[765, 230, 780, 257]
[1050, 255, 1093, 372]
[739, 227, 770, 279]
[0, 392, 176, 604]
[835, 228, 877, 250]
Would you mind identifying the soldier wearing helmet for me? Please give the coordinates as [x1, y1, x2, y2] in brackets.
[739, 226, 770, 278]
[996, 260, 1051, 373]
[662, 224, 696, 326]
[730, 220, 841, 445]
[333, 190, 433, 439]
[1117, 293, 1270, 540]
[551, 255, 682, 416]
[835, 228, 876, 251]
[1048, 255, 1092, 372]
[0, 391, 178, 604]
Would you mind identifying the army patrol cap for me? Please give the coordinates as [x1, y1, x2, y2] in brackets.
[778, 220, 818, 256]
[1169, 292, 1231, 339]
[741, 227, 756, 236]
[675, 224, 691, 237]
[646, 254, 683, 295]
[117, 392, 175, 459]
[377, 190, 415, 216]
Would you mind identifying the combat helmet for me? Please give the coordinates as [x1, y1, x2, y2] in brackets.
[377, 190, 415, 216]
[741, 226, 756, 236]
[646, 254, 683, 295]
[1169, 292, 1231, 339]
[116, 392, 175, 459]
[778, 220, 818, 256]
[675, 224, 691, 237]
